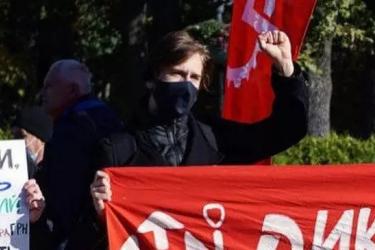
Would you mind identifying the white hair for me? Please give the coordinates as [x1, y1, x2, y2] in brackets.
[48, 59, 92, 95]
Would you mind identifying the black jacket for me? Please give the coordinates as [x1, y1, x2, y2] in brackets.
[35, 96, 124, 249]
[98, 65, 307, 167]
[88, 65, 308, 250]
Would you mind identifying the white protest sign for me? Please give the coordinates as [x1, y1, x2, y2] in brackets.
[0, 140, 29, 250]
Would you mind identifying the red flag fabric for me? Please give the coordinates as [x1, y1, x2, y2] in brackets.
[223, 0, 316, 123]
[105, 165, 375, 250]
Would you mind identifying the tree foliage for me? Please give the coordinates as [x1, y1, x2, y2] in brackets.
[296, 0, 375, 137]
[1, 0, 375, 140]
[274, 133, 375, 164]
[0, 0, 231, 124]
[300, 0, 375, 72]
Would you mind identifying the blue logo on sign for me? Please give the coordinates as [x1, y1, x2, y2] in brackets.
[0, 182, 11, 192]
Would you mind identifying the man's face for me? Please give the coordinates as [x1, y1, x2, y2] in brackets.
[158, 53, 204, 89]
[12, 128, 39, 152]
[12, 127, 44, 164]
[41, 70, 76, 119]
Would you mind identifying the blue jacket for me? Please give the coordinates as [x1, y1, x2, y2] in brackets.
[36, 96, 124, 249]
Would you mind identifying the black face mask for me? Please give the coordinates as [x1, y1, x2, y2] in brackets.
[151, 80, 198, 120]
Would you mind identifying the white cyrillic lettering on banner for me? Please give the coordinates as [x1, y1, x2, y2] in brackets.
[312, 210, 354, 250]
[355, 208, 375, 250]
[257, 214, 303, 250]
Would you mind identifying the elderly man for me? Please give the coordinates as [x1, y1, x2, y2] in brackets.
[25, 59, 124, 249]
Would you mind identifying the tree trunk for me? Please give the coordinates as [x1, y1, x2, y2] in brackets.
[36, 1, 76, 86]
[109, 1, 147, 118]
[361, 55, 375, 138]
[109, 1, 183, 117]
[362, 0, 375, 137]
[363, 0, 375, 12]
[307, 38, 333, 136]
[148, 0, 182, 48]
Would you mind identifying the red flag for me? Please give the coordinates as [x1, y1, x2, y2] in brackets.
[223, 0, 316, 123]
[105, 165, 375, 249]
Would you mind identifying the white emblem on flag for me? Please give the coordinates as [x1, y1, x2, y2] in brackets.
[226, 0, 278, 88]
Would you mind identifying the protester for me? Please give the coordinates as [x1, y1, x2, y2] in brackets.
[24, 59, 124, 249]
[91, 30, 308, 219]
[13, 106, 52, 250]
[12, 105, 52, 178]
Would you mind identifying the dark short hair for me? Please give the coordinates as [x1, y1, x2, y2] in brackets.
[149, 30, 211, 90]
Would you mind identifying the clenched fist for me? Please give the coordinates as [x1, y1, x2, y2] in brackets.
[258, 30, 294, 77]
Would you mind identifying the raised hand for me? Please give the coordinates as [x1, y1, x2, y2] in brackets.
[258, 30, 294, 77]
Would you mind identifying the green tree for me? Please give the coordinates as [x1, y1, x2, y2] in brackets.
[300, 0, 375, 137]
[0, 0, 43, 125]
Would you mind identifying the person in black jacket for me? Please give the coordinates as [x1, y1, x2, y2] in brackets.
[13, 106, 53, 250]
[90, 30, 308, 218]
[23, 59, 124, 250]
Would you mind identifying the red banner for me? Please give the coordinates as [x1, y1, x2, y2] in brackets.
[105, 165, 375, 250]
[223, 0, 316, 123]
